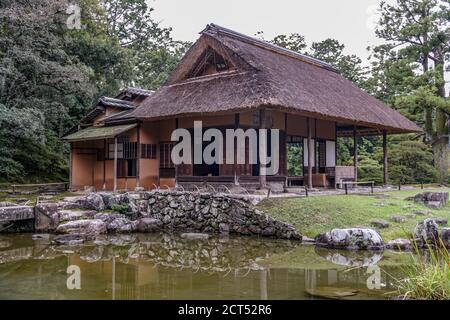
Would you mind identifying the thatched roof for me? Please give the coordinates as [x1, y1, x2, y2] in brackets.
[125, 24, 421, 134]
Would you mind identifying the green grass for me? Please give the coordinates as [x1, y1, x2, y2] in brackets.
[395, 244, 450, 300]
[257, 187, 450, 241]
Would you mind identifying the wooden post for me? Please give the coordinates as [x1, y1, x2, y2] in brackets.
[136, 124, 141, 189]
[353, 126, 358, 182]
[103, 139, 106, 190]
[113, 137, 118, 192]
[259, 109, 267, 189]
[383, 130, 388, 186]
[345, 183, 348, 195]
[307, 118, 313, 189]
[285, 112, 288, 187]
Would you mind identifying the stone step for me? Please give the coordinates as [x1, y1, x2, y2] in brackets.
[0, 206, 34, 222]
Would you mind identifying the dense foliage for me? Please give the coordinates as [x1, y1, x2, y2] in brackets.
[0, 0, 448, 184]
[0, 0, 189, 182]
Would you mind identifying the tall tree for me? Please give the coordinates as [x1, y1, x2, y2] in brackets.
[0, 0, 95, 181]
[310, 38, 368, 87]
[375, 0, 450, 182]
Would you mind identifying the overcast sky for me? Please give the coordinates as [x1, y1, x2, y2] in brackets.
[149, 0, 448, 94]
[149, 0, 388, 60]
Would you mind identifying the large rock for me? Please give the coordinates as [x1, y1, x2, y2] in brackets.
[84, 193, 105, 211]
[34, 203, 59, 232]
[94, 213, 137, 233]
[56, 219, 107, 235]
[137, 218, 163, 233]
[315, 228, 384, 250]
[58, 210, 96, 222]
[0, 205, 34, 222]
[414, 218, 439, 245]
[411, 192, 449, 209]
[440, 228, 450, 248]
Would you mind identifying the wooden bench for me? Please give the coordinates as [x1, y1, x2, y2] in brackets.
[11, 182, 69, 194]
[340, 181, 375, 194]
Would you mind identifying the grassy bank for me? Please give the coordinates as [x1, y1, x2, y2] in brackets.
[396, 245, 450, 300]
[258, 187, 450, 241]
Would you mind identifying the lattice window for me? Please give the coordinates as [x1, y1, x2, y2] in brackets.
[159, 143, 175, 169]
[108, 141, 137, 159]
[141, 144, 157, 159]
[318, 140, 326, 168]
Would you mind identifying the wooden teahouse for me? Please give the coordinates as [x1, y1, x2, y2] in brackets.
[63, 24, 422, 192]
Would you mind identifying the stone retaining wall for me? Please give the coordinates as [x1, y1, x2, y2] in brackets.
[138, 191, 301, 240]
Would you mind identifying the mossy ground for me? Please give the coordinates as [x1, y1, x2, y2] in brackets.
[0, 191, 78, 206]
[257, 187, 450, 241]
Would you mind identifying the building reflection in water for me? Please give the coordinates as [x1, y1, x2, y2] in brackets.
[0, 233, 402, 300]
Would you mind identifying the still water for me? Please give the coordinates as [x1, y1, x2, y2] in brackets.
[0, 233, 412, 300]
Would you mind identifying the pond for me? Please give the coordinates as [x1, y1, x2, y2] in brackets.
[0, 233, 413, 300]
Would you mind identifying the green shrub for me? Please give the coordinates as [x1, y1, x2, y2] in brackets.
[111, 203, 131, 215]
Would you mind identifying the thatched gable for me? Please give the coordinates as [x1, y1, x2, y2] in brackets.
[127, 24, 421, 134]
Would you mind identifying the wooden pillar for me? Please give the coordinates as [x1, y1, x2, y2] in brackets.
[383, 130, 388, 186]
[315, 119, 319, 174]
[353, 126, 358, 182]
[113, 137, 118, 192]
[103, 139, 106, 190]
[259, 109, 267, 189]
[234, 114, 240, 185]
[307, 118, 313, 189]
[174, 118, 179, 187]
[136, 124, 141, 189]
[285, 113, 288, 187]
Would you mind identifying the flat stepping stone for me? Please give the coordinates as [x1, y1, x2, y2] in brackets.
[390, 215, 407, 223]
[412, 210, 431, 216]
[180, 233, 210, 240]
[385, 238, 411, 251]
[371, 220, 390, 228]
[306, 287, 359, 299]
[372, 202, 386, 207]
[374, 194, 390, 199]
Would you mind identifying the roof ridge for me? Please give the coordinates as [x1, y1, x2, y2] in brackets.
[201, 23, 339, 73]
[125, 87, 155, 96]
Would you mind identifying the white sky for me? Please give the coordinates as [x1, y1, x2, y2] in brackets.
[149, 0, 449, 95]
[149, 0, 386, 60]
